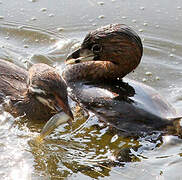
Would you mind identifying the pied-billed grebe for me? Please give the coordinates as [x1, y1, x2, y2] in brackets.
[0, 60, 73, 122]
[63, 24, 181, 137]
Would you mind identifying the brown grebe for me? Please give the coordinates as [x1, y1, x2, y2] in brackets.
[63, 24, 181, 137]
[0, 60, 73, 122]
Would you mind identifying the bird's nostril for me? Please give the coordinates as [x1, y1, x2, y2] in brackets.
[75, 59, 81, 63]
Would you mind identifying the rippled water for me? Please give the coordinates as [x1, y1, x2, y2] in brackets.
[0, 0, 182, 179]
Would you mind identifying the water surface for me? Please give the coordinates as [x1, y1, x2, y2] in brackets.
[0, 0, 182, 179]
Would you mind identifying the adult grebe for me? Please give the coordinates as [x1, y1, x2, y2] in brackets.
[64, 24, 181, 137]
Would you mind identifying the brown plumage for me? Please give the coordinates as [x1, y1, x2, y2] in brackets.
[64, 24, 142, 82]
[0, 60, 73, 121]
[64, 24, 181, 137]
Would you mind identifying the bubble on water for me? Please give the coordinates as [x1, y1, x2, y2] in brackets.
[24, 45, 29, 48]
[177, 6, 181, 9]
[98, 15, 105, 19]
[57, 27, 64, 32]
[143, 22, 148, 26]
[142, 78, 147, 82]
[40, 8, 47, 12]
[169, 53, 174, 57]
[48, 13, 54, 17]
[0, 16, 4, 19]
[122, 16, 127, 19]
[92, 23, 97, 26]
[98, 1, 104, 5]
[5, 36, 9, 40]
[138, 29, 144, 32]
[28, 0, 36, 2]
[140, 6, 145, 10]
[145, 71, 152, 76]
[155, 24, 160, 28]
[31, 17, 37, 21]
[156, 76, 160, 80]
[20, 8, 24, 11]
[0, 1, 2, 4]
[132, 19, 137, 23]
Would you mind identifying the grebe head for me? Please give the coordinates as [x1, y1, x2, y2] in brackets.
[66, 24, 143, 79]
[27, 63, 73, 119]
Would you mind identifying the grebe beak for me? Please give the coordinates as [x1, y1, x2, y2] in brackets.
[35, 93, 73, 142]
[66, 48, 94, 64]
[54, 92, 73, 121]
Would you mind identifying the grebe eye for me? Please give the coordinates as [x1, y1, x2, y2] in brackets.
[91, 44, 102, 53]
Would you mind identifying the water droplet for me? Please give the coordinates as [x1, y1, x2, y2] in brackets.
[24, 45, 29, 48]
[138, 29, 144, 32]
[142, 78, 147, 82]
[98, 15, 105, 19]
[57, 27, 64, 32]
[48, 13, 54, 17]
[169, 53, 174, 57]
[31, 17, 36, 21]
[145, 71, 152, 76]
[98, 1, 104, 5]
[40, 8, 47, 12]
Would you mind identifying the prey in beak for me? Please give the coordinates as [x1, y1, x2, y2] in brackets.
[27, 63, 74, 141]
[35, 92, 73, 142]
